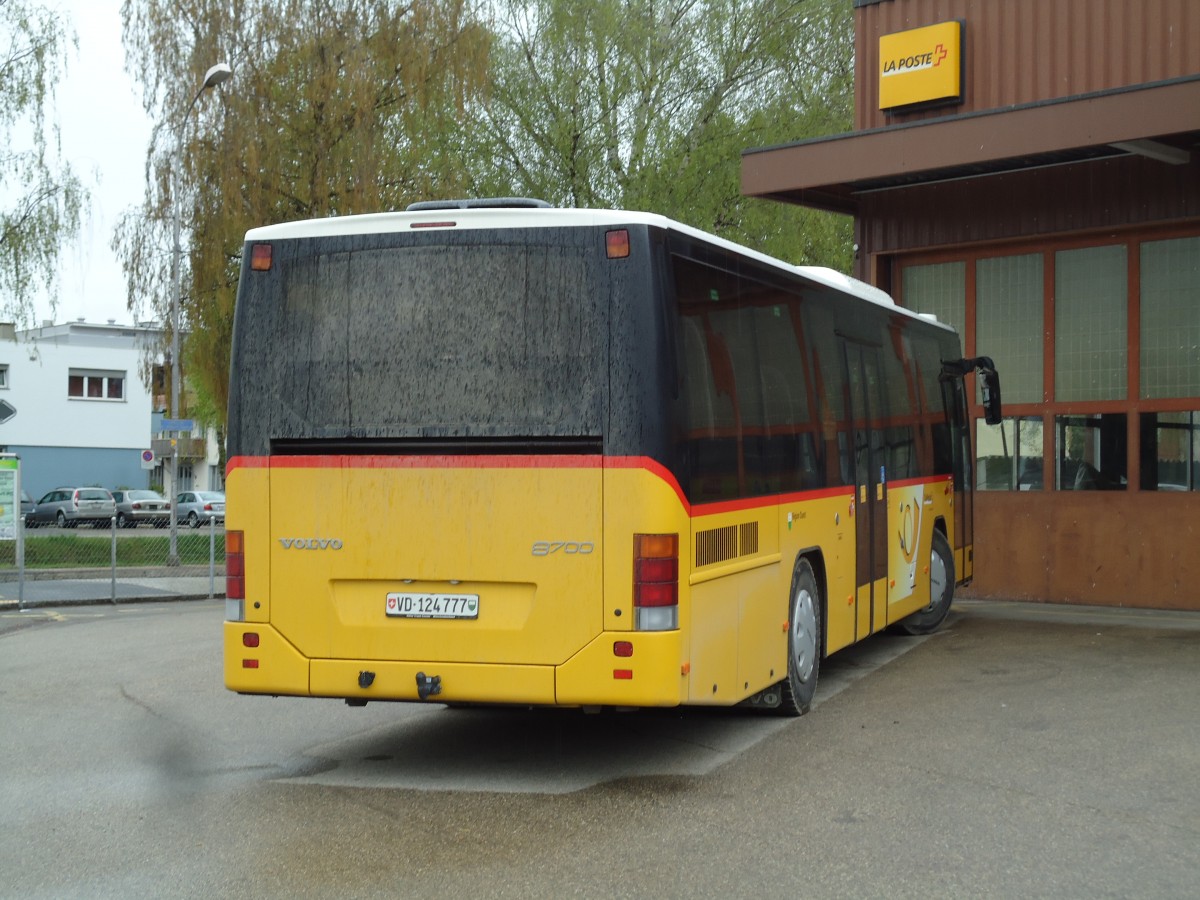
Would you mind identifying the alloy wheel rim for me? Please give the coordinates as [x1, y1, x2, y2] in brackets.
[792, 586, 817, 684]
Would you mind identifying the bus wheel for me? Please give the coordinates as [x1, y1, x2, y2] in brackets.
[779, 558, 821, 717]
[896, 530, 956, 635]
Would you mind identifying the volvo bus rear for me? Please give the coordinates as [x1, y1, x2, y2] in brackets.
[223, 207, 686, 707]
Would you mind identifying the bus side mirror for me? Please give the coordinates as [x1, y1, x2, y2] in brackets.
[943, 356, 1003, 425]
[979, 368, 1002, 425]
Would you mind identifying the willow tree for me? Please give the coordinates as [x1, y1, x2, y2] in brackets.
[473, 0, 853, 266]
[115, 0, 491, 427]
[0, 0, 86, 327]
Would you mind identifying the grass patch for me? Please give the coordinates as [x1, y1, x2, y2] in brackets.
[2, 534, 225, 569]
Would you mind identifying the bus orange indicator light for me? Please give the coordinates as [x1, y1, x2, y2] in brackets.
[681, 662, 691, 675]
[614, 669, 633, 680]
[250, 243, 272, 271]
[635, 533, 677, 559]
[242, 632, 260, 648]
[613, 641, 634, 657]
[606, 229, 630, 259]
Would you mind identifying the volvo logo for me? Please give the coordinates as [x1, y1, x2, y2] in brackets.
[279, 537, 343, 550]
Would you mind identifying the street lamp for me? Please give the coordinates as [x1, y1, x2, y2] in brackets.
[167, 62, 232, 565]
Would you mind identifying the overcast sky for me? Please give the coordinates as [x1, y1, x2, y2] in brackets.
[38, 0, 152, 328]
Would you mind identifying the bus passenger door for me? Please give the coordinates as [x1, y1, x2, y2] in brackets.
[844, 341, 889, 638]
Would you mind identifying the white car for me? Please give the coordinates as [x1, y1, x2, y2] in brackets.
[174, 491, 226, 528]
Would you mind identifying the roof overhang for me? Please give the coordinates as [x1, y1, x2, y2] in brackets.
[742, 77, 1200, 215]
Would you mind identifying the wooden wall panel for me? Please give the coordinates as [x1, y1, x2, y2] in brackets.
[855, 153, 1200, 267]
[965, 491, 1200, 609]
[856, 0, 1200, 130]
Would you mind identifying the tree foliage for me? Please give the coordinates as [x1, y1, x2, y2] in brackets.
[116, 0, 853, 430]
[0, 0, 86, 327]
[474, 0, 853, 263]
[115, 0, 491, 423]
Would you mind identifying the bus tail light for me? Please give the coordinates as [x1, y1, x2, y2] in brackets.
[226, 530, 245, 621]
[606, 229, 630, 259]
[634, 533, 678, 631]
[250, 243, 272, 271]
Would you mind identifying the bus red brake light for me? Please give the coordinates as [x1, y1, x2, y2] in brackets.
[634, 533, 678, 630]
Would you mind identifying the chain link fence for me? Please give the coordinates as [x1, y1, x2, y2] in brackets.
[1, 516, 225, 609]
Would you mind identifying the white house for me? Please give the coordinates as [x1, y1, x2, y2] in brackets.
[0, 319, 222, 501]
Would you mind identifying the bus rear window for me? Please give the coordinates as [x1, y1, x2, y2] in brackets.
[231, 239, 606, 449]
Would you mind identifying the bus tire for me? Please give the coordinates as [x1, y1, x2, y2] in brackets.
[778, 557, 821, 717]
[896, 529, 955, 635]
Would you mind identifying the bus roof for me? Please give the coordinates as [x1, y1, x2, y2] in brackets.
[243, 207, 950, 328]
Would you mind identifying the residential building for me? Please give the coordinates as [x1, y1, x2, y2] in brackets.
[1, 319, 222, 501]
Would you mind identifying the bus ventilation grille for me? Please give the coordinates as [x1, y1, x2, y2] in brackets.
[695, 522, 759, 567]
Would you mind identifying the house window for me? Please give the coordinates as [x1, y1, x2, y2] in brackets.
[0, 364, 8, 388]
[68, 369, 126, 401]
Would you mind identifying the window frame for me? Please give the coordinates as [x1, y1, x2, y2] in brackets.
[895, 223, 1200, 493]
[67, 368, 126, 402]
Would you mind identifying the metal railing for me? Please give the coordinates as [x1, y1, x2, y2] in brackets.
[1, 515, 225, 609]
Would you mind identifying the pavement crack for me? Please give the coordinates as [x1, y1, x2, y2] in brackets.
[119, 684, 171, 721]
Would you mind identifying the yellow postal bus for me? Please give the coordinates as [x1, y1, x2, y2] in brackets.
[224, 199, 1000, 715]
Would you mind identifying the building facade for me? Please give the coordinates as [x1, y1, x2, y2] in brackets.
[1, 320, 222, 501]
[742, 0, 1200, 609]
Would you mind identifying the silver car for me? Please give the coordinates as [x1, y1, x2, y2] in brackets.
[112, 489, 171, 528]
[27, 487, 117, 528]
[174, 490, 225, 528]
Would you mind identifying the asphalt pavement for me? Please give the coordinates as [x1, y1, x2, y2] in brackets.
[2, 596, 1196, 897]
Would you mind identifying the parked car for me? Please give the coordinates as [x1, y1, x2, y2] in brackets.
[111, 489, 171, 528]
[27, 487, 117, 528]
[20, 490, 33, 524]
[174, 490, 225, 528]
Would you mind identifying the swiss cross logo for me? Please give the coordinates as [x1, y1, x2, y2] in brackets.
[933, 43, 948, 66]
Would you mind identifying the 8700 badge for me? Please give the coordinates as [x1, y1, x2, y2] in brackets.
[386, 592, 479, 619]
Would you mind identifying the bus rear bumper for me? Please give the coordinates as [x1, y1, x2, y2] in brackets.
[224, 621, 311, 695]
[224, 624, 685, 708]
[555, 630, 685, 708]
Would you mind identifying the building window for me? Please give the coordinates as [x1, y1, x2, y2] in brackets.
[902, 261, 966, 338]
[977, 253, 1043, 405]
[1140, 412, 1200, 491]
[1055, 245, 1127, 402]
[68, 369, 125, 401]
[1056, 414, 1127, 491]
[901, 230, 1200, 493]
[1141, 236, 1200, 399]
[0, 364, 8, 388]
[977, 417, 1044, 490]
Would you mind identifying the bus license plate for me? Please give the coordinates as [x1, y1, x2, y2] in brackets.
[386, 592, 479, 619]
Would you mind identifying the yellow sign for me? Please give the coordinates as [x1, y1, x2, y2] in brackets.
[879, 20, 962, 110]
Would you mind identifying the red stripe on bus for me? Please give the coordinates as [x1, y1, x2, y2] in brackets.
[888, 475, 953, 490]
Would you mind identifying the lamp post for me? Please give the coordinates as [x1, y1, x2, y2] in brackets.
[167, 62, 232, 565]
